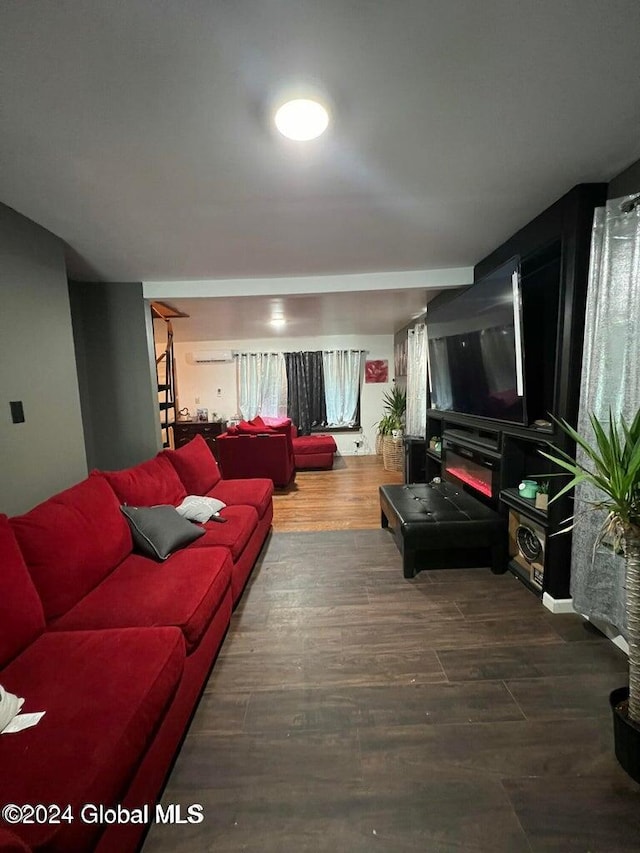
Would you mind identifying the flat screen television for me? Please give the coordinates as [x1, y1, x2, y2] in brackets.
[427, 256, 527, 424]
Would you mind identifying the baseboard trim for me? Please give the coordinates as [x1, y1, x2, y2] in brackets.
[582, 615, 629, 655]
[541, 595, 630, 654]
[542, 593, 574, 614]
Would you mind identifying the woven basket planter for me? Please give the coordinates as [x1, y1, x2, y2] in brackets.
[375, 433, 384, 456]
[383, 435, 404, 472]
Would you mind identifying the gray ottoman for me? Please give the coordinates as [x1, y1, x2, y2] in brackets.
[379, 482, 507, 578]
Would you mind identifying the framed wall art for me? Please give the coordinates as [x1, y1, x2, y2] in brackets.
[365, 359, 389, 383]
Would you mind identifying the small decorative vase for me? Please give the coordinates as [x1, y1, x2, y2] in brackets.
[518, 479, 539, 499]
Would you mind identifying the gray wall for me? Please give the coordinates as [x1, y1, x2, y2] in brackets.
[69, 281, 161, 471]
[608, 156, 640, 198]
[0, 204, 88, 515]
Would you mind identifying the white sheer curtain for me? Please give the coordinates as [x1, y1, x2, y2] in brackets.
[259, 353, 288, 418]
[570, 193, 640, 633]
[236, 352, 287, 420]
[406, 325, 427, 438]
[323, 350, 362, 426]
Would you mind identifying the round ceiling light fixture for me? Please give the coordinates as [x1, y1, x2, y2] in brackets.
[274, 98, 330, 141]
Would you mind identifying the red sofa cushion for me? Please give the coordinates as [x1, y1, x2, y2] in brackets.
[10, 477, 132, 621]
[262, 416, 291, 428]
[0, 829, 29, 852]
[237, 419, 275, 435]
[192, 505, 259, 561]
[208, 478, 274, 519]
[0, 515, 45, 668]
[250, 415, 271, 428]
[98, 454, 187, 507]
[52, 547, 232, 652]
[0, 627, 184, 853]
[293, 434, 338, 454]
[162, 434, 222, 494]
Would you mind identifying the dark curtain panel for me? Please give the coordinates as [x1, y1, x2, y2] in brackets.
[284, 351, 326, 435]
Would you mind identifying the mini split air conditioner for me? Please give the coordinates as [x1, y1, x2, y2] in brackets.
[189, 350, 234, 364]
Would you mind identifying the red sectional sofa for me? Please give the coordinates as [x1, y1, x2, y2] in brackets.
[0, 436, 272, 853]
[216, 416, 337, 482]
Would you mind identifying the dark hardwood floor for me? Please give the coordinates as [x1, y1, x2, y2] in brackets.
[144, 458, 638, 852]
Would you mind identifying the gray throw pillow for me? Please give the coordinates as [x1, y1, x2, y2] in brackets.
[121, 505, 205, 561]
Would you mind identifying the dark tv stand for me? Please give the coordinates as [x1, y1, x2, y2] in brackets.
[422, 183, 607, 602]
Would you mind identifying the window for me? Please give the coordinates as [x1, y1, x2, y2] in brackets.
[237, 349, 364, 434]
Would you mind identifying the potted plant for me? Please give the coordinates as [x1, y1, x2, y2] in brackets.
[374, 414, 393, 455]
[383, 385, 407, 433]
[535, 480, 550, 510]
[376, 385, 406, 471]
[541, 408, 640, 781]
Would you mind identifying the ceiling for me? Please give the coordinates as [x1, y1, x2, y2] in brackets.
[1, 0, 639, 287]
[158, 288, 437, 342]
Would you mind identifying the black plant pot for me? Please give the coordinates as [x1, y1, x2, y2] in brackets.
[610, 686, 640, 783]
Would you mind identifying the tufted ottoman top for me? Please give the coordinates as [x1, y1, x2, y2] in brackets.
[379, 482, 504, 549]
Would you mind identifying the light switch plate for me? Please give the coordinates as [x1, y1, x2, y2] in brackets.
[10, 401, 25, 423]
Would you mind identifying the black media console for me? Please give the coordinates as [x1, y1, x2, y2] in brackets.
[400, 183, 607, 600]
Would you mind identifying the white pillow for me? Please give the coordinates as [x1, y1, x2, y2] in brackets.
[175, 495, 226, 523]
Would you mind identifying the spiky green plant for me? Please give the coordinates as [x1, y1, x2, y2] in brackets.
[382, 385, 407, 420]
[376, 385, 407, 435]
[540, 408, 640, 721]
[376, 414, 399, 436]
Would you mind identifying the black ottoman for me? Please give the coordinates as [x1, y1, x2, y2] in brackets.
[379, 482, 507, 578]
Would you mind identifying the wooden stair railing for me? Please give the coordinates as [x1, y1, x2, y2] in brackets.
[151, 301, 187, 449]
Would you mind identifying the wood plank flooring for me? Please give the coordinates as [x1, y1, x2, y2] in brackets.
[144, 457, 638, 853]
[272, 454, 403, 532]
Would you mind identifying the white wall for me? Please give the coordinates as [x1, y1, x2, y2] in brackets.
[0, 204, 87, 514]
[173, 334, 395, 456]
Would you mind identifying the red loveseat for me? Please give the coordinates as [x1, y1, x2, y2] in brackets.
[216, 417, 296, 487]
[0, 436, 272, 853]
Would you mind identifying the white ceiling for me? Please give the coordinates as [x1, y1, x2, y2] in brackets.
[1, 0, 639, 287]
[159, 288, 439, 342]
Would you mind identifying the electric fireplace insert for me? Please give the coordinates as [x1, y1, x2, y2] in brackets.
[442, 432, 501, 507]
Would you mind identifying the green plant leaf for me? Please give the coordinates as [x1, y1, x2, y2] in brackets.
[556, 414, 606, 471]
[589, 412, 615, 477]
[549, 472, 588, 503]
[545, 409, 640, 531]
[539, 449, 585, 477]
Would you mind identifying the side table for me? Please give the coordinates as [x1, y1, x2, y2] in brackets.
[171, 420, 226, 459]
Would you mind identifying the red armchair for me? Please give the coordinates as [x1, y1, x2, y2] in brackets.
[216, 418, 295, 487]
